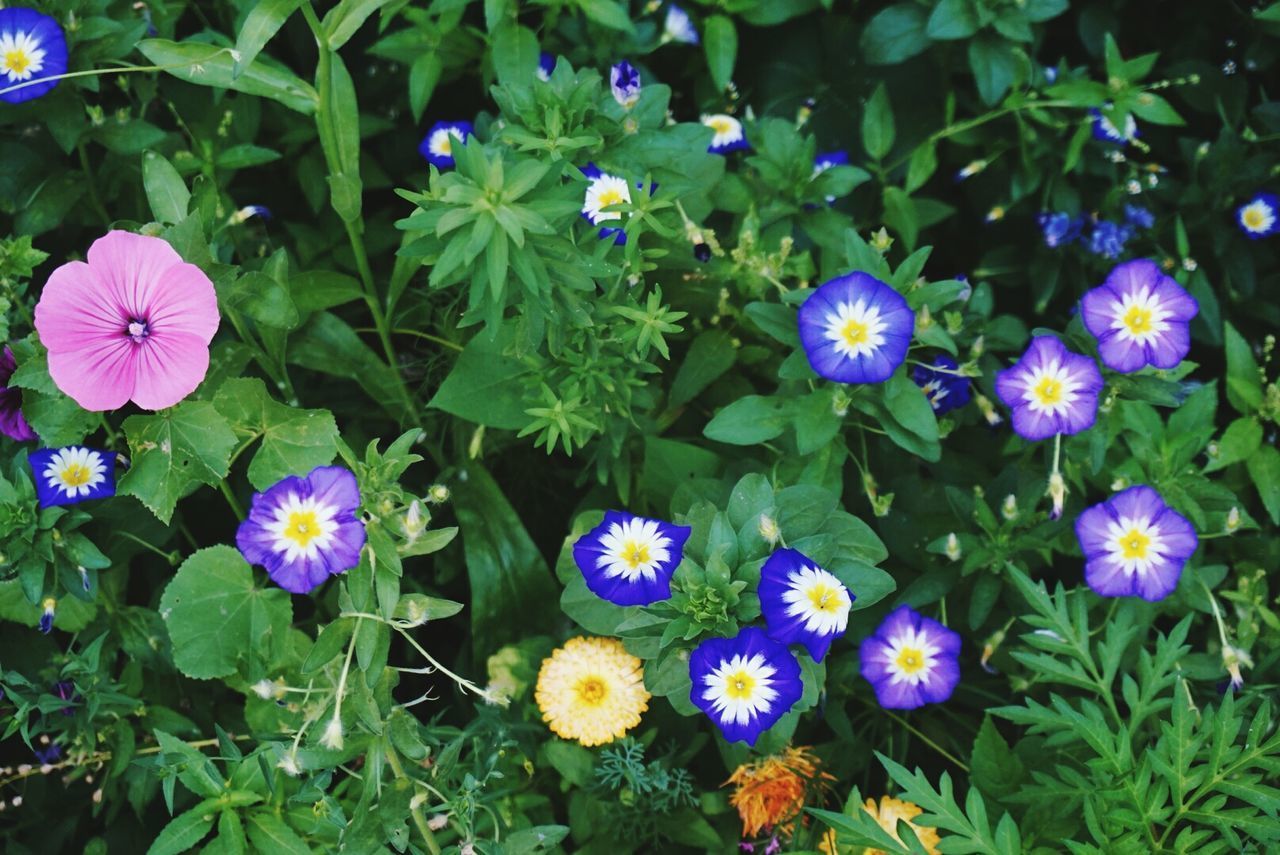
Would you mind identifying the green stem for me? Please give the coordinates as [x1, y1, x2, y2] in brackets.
[218, 480, 244, 521]
[77, 142, 112, 225]
[117, 530, 178, 565]
[0, 57, 237, 98]
[385, 748, 443, 855]
[857, 696, 970, 772]
[355, 327, 463, 352]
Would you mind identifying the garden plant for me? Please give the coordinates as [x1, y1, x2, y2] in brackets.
[2, 0, 1280, 852]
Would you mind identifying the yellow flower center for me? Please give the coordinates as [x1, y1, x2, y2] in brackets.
[1243, 208, 1265, 229]
[841, 318, 869, 348]
[1033, 376, 1063, 406]
[1123, 304, 1153, 335]
[1117, 528, 1150, 559]
[807, 582, 843, 614]
[60, 464, 91, 488]
[4, 49, 31, 75]
[597, 188, 625, 208]
[283, 510, 322, 548]
[438, 136, 452, 155]
[725, 669, 756, 700]
[895, 647, 925, 674]
[575, 675, 608, 706]
[709, 116, 733, 134]
[621, 539, 650, 569]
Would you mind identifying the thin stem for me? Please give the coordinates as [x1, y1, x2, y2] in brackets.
[218, 480, 244, 521]
[117, 531, 177, 565]
[355, 327, 464, 352]
[0, 58, 235, 98]
[77, 142, 112, 225]
[857, 696, 970, 772]
[385, 748, 443, 855]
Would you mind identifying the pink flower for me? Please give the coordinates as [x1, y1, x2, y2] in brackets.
[34, 231, 219, 411]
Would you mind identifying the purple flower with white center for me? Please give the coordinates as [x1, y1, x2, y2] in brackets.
[689, 626, 803, 745]
[610, 60, 641, 108]
[1237, 192, 1279, 239]
[236, 466, 367, 595]
[0, 346, 35, 441]
[0, 7, 68, 104]
[1080, 259, 1198, 373]
[1090, 107, 1138, 144]
[580, 163, 642, 245]
[912, 354, 972, 414]
[1085, 220, 1132, 259]
[1037, 212, 1081, 248]
[859, 605, 961, 710]
[797, 272, 914, 384]
[994, 336, 1104, 441]
[537, 52, 554, 82]
[1075, 485, 1197, 601]
[758, 548, 854, 662]
[662, 4, 699, 45]
[1123, 204, 1154, 230]
[30, 446, 116, 507]
[418, 120, 473, 169]
[573, 510, 690, 606]
[813, 150, 849, 175]
[702, 113, 749, 154]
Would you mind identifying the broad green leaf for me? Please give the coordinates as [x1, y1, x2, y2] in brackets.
[704, 15, 737, 92]
[427, 333, 529, 429]
[861, 4, 930, 65]
[0, 579, 98, 631]
[213, 377, 340, 490]
[882, 185, 918, 250]
[323, 0, 397, 50]
[137, 39, 318, 114]
[968, 34, 1018, 105]
[245, 812, 311, 855]
[1246, 445, 1280, 525]
[318, 52, 362, 222]
[670, 330, 736, 407]
[704, 395, 792, 445]
[158, 546, 294, 680]
[118, 401, 238, 524]
[290, 270, 363, 315]
[927, 0, 979, 39]
[409, 52, 442, 123]
[142, 151, 190, 224]
[233, 0, 305, 77]
[490, 23, 539, 89]
[1205, 417, 1262, 473]
[147, 803, 218, 855]
[862, 83, 895, 160]
[219, 270, 299, 330]
[576, 0, 634, 32]
[288, 312, 407, 421]
[1223, 322, 1263, 414]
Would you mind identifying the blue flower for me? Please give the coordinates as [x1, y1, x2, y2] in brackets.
[537, 52, 554, 82]
[38, 597, 55, 634]
[813, 150, 849, 174]
[1036, 211, 1082, 248]
[236, 466, 367, 594]
[912, 354, 972, 415]
[1081, 258, 1198, 374]
[758, 548, 853, 662]
[30, 446, 117, 507]
[1090, 107, 1138, 144]
[1237, 192, 1279, 239]
[580, 163, 647, 245]
[994, 336, 1104, 441]
[418, 121, 473, 169]
[702, 113, 749, 154]
[0, 8, 68, 104]
[662, 5, 699, 45]
[1123, 204, 1154, 230]
[573, 511, 690, 606]
[689, 627, 803, 745]
[610, 60, 641, 108]
[859, 605, 961, 710]
[33, 742, 62, 764]
[1085, 220, 1132, 259]
[797, 272, 914, 384]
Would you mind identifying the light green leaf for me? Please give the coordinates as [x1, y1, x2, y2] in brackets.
[213, 377, 339, 490]
[704, 15, 737, 92]
[147, 803, 218, 855]
[117, 401, 238, 524]
[322, 0, 397, 50]
[233, 0, 305, 78]
[142, 151, 191, 224]
[862, 83, 895, 160]
[968, 34, 1019, 105]
[137, 39, 318, 114]
[427, 333, 529, 429]
[245, 812, 312, 855]
[861, 4, 930, 65]
[1246, 445, 1280, 525]
[1224, 322, 1263, 414]
[670, 330, 736, 407]
[158, 546, 294, 680]
[926, 0, 979, 39]
[704, 395, 792, 445]
[409, 52, 442, 123]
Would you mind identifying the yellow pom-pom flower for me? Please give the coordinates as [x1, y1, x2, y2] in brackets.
[820, 795, 941, 855]
[535, 637, 649, 746]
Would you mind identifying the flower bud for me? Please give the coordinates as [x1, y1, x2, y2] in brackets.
[758, 514, 780, 546]
[1225, 507, 1241, 533]
[1047, 472, 1066, 521]
[980, 627, 1006, 673]
[1222, 645, 1252, 692]
[975, 394, 1003, 427]
[39, 598, 56, 634]
[945, 533, 962, 562]
[320, 716, 344, 751]
[426, 484, 450, 504]
[1001, 494, 1018, 521]
[277, 751, 301, 777]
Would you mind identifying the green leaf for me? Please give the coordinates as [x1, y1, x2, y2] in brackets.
[744, 302, 800, 347]
[1246, 445, 1280, 526]
[159, 546, 294, 680]
[905, 141, 938, 193]
[1024, 0, 1068, 21]
[969, 34, 1019, 105]
[137, 39, 318, 114]
[322, 0, 396, 50]
[1128, 91, 1184, 125]
[576, 0, 635, 32]
[319, 52, 362, 222]
[408, 53, 442, 123]
[427, 333, 529, 429]
[142, 151, 191, 225]
[147, 803, 218, 855]
[861, 4, 930, 66]
[670, 331, 736, 407]
[302, 618, 355, 673]
[927, 0, 979, 39]
[704, 395, 792, 445]
[213, 378, 339, 490]
[970, 716, 1024, 800]
[233, 0, 305, 78]
[490, 24, 540, 89]
[704, 15, 737, 92]
[244, 812, 311, 855]
[453, 462, 558, 659]
[290, 270, 363, 315]
[155, 730, 225, 798]
[288, 312, 407, 421]
[862, 84, 896, 160]
[882, 185, 918, 250]
[1206, 417, 1262, 473]
[1224, 322, 1263, 414]
[220, 270, 299, 330]
[117, 401, 238, 524]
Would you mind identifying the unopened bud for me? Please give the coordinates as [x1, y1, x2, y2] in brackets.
[426, 484, 450, 504]
[277, 751, 301, 776]
[758, 514, 780, 545]
[39, 598, 56, 634]
[1001, 494, 1018, 521]
[428, 814, 450, 831]
[468, 426, 485, 460]
[1222, 645, 1252, 691]
[980, 627, 1006, 673]
[975, 394, 1003, 427]
[320, 717, 344, 751]
[1047, 472, 1066, 521]
[1111, 476, 1130, 492]
[1225, 507, 1241, 533]
[945, 533, 962, 562]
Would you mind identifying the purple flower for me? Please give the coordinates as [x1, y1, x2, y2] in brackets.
[0, 7, 68, 104]
[236, 466, 367, 594]
[1037, 212, 1081, 248]
[662, 5, 699, 45]
[859, 605, 960, 710]
[1237, 192, 1279, 239]
[1090, 107, 1138, 144]
[813, 150, 849, 174]
[537, 52, 554, 82]
[610, 60, 641, 108]
[994, 336, 1104, 441]
[912, 354, 971, 414]
[797, 272, 914, 384]
[703, 114, 749, 154]
[758, 548, 853, 662]
[1080, 259, 1198, 373]
[573, 511, 690, 606]
[30, 447, 117, 507]
[1075, 485, 1197, 601]
[418, 121, 473, 169]
[0, 346, 35, 441]
[1085, 220, 1132, 258]
[34, 743, 61, 764]
[1123, 204, 1154, 230]
[38, 597, 55, 634]
[689, 627, 803, 745]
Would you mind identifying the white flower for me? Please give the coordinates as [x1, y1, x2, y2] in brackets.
[319, 717, 344, 750]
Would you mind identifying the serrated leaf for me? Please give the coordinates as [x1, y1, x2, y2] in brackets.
[117, 401, 238, 523]
[213, 377, 339, 490]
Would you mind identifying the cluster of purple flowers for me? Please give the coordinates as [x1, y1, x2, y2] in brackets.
[1037, 205, 1154, 257]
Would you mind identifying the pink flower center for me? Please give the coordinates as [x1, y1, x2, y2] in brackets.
[126, 319, 149, 343]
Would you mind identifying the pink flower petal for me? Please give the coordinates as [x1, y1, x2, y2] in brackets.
[85, 231, 184, 320]
[46, 335, 136, 411]
[131, 330, 211, 411]
[34, 261, 127, 354]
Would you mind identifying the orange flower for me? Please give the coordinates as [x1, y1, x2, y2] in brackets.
[725, 746, 833, 838]
[820, 795, 942, 855]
